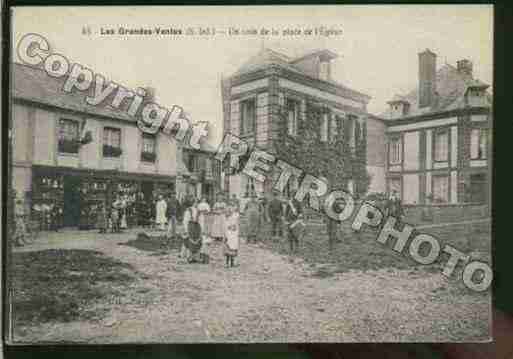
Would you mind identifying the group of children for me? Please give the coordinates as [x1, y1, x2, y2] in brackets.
[97, 196, 129, 234]
[177, 198, 240, 268]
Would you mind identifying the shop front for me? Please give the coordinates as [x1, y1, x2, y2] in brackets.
[30, 165, 176, 230]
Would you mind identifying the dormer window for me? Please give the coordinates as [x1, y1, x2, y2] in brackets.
[388, 100, 409, 118]
[319, 61, 330, 81]
[466, 87, 487, 107]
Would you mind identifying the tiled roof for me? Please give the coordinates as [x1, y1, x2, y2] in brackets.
[381, 63, 491, 120]
[12, 62, 133, 121]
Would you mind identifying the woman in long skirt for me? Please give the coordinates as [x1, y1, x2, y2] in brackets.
[244, 193, 261, 244]
[155, 194, 168, 231]
[120, 195, 128, 230]
[211, 194, 227, 240]
[97, 204, 108, 233]
[180, 199, 202, 263]
[224, 203, 240, 268]
[197, 197, 211, 240]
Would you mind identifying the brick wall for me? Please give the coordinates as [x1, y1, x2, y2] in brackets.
[405, 203, 489, 224]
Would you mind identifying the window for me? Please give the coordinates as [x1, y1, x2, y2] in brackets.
[469, 173, 487, 203]
[205, 157, 213, 177]
[141, 134, 156, 163]
[388, 137, 402, 165]
[58, 119, 80, 154]
[330, 115, 339, 141]
[187, 154, 195, 172]
[471, 128, 487, 160]
[433, 175, 449, 203]
[244, 175, 255, 197]
[320, 113, 329, 142]
[240, 98, 256, 136]
[389, 177, 401, 199]
[286, 98, 299, 136]
[103, 127, 122, 157]
[434, 129, 449, 162]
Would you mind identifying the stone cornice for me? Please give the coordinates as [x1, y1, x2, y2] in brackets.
[228, 64, 371, 106]
[381, 107, 491, 127]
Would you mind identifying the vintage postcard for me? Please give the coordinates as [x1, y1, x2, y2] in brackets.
[6, 5, 493, 343]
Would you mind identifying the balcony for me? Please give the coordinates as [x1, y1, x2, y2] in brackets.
[189, 169, 214, 182]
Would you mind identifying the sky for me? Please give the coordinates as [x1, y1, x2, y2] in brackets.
[12, 5, 493, 146]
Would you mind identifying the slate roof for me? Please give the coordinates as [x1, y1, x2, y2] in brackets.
[12, 62, 133, 121]
[381, 63, 491, 121]
[232, 48, 371, 103]
[233, 48, 304, 77]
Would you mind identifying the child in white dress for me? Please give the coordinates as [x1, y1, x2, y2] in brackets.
[223, 203, 240, 268]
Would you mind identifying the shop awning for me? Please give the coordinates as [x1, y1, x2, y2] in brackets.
[32, 165, 176, 184]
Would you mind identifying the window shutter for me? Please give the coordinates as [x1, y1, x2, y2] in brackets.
[354, 120, 361, 146]
[230, 100, 240, 136]
[299, 100, 306, 134]
[240, 101, 244, 135]
[278, 93, 285, 107]
[343, 116, 351, 144]
[470, 129, 479, 159]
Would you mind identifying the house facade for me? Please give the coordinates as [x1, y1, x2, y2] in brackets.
[11, 63, 190, 228]
[221, 48, 385, 198]
[381, 50, 492, 205]
[182, 142, 222, 204]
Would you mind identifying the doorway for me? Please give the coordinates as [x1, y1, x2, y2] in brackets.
[139, 181, 154, 226]
[63, 175, 81, 227]
[203, 183, 213, 204]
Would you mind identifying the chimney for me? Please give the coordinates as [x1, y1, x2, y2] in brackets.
[457, 59, 473, 78]
[144, 86, 156, 102]
[418, 49, 437, 109]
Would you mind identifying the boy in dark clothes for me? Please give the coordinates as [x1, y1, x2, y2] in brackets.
[284, 196, 303, 253]
[267, 191, 284, 239]
[166, 193, 179, 239]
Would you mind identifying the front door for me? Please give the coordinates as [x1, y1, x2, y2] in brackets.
[203, 183, 213, 203]
[63, 175, 81, 227]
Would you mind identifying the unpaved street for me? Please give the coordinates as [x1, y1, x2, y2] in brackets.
[12, 229, 490, 343]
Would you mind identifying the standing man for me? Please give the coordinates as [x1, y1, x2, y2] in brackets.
[386, 190, 404, 219]
[267, 191, 283, 240]
[259, 195, 268, 223]
[284, 195, 303, 253]
[244, 192, 261, 244]
[166, 193, 179, 239]
[231, 194, 240, 213]
[325, 197, 344, 251]
[112, 195, 123, 233]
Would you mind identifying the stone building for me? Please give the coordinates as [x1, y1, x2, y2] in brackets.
[182, 141, 222, 204]
[11, 62, 192, 228]
[220, 48, 384, 198]
[380, 50, 492, 204]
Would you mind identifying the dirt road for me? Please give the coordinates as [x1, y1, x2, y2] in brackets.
[12, 230, 490, 343]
